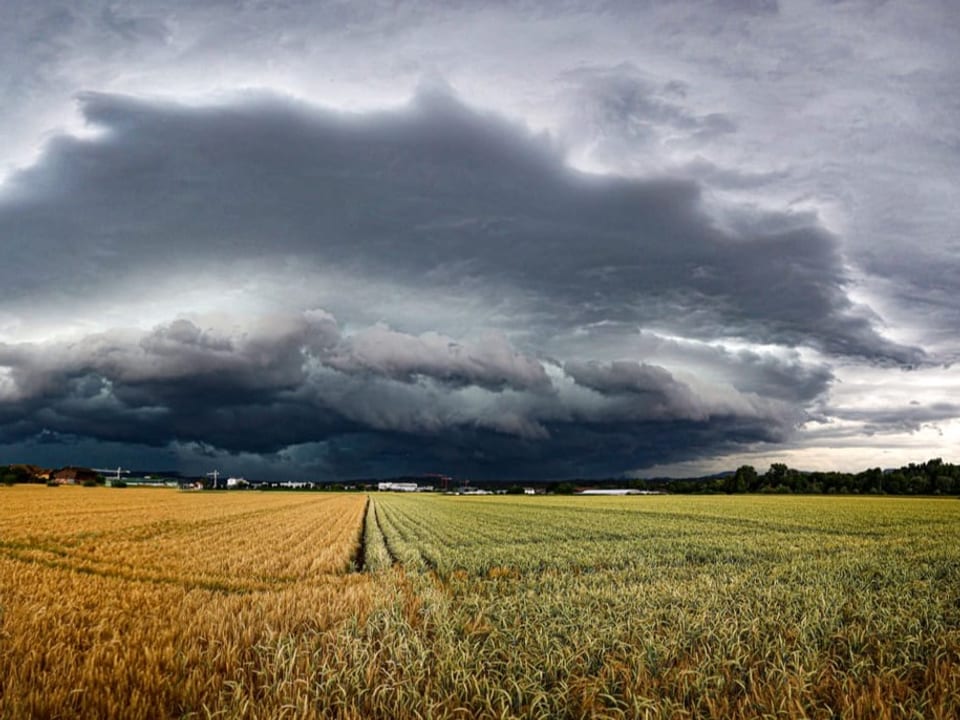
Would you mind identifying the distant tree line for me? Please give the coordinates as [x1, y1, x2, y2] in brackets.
[629, 458, 960, 495]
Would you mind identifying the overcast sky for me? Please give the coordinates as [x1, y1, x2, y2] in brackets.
[1, 0, 958, 480]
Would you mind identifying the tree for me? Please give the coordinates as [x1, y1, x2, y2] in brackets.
[764, 463, 789, 490]
[734, 465, 760, 492]
[0, 465, 40, 484]
[726, 465, 757, 493]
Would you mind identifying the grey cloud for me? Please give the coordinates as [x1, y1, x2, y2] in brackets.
[566, 359, 678, 395]
[636, 335, 834, 404]
[677, 157, 790, 190]
[564, 359, 706, 421]
[828, 402, 960, 437]
[0, 314, 335, 400]
[327, 325, 552, 393]
[633, 337, 834, 404]
[547, 326, 834, 405]
[561, 63, 738, 153]
[0, 311, 554, 449]
[562, 358, 805, 429]
[0, 89, 920, 366]
[0, 306, 807, 477]
[722, 348, 833, 402]
[714, 0, 779, 15]
[101, 7, 170, 45]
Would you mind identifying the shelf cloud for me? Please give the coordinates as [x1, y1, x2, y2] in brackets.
[1, 0, 957, 478]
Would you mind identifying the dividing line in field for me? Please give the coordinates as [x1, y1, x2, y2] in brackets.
[354, 496, 370, 572]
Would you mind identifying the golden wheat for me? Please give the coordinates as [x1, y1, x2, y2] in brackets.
[3, 487, 959, 718]
[0, 486, 370, 718]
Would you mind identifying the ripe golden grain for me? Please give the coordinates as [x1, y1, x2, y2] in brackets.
[0, 487, 370, 718]
[2, 487, 959, 718]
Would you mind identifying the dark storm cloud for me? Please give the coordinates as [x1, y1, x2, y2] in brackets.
[549, 323, 835, 405]
[0, 0, 955, 479]
[311, 418, 786, 481]
[564, 360, 707, 420]
[0, 303, 808, 477]
[0, 311, 553, 446]
[0, 87, 927, 477]
[721, 348, 833, 402]
[325, 325, 552, 393]
[0, 89, 921, 365]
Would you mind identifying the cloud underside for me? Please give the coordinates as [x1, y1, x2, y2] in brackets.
[0, 89, 921, 477]
[0, 312, 808, 478]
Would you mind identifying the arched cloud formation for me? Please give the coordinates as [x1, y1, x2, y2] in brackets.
[0, 310, 807, 478]
[0, 88, 923, 478]
[3, 89, 920, 363]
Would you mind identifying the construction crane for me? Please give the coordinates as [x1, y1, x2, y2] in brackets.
[93, 466, 129, 485]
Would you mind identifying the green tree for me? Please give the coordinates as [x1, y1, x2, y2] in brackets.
[727, 465, 757, 493]
[764, 463, 789, 490]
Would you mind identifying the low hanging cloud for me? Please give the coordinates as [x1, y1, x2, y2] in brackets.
[561, 358, 804, 429]
[0, 87, 924, 477]
[326, 325, 552, 393]
[565, 359, 708, 420]
[0, 307, 814, 478]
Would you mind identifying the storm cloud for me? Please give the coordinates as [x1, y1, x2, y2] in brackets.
[2, 89, 920, 365]
[1, 0, 957, 478]
[0, 305, 808, 478]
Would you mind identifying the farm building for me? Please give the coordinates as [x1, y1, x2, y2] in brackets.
[51, 467, 100, 485]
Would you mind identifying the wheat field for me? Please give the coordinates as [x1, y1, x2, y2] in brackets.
[0, 487, 370, 718]
[1, 486, 958, 718]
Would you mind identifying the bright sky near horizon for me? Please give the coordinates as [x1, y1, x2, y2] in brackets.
[1, 0, 958, 480]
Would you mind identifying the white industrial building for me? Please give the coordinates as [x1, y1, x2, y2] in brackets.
[377, 482, 420, 492]
[577, 489, 664, 496]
